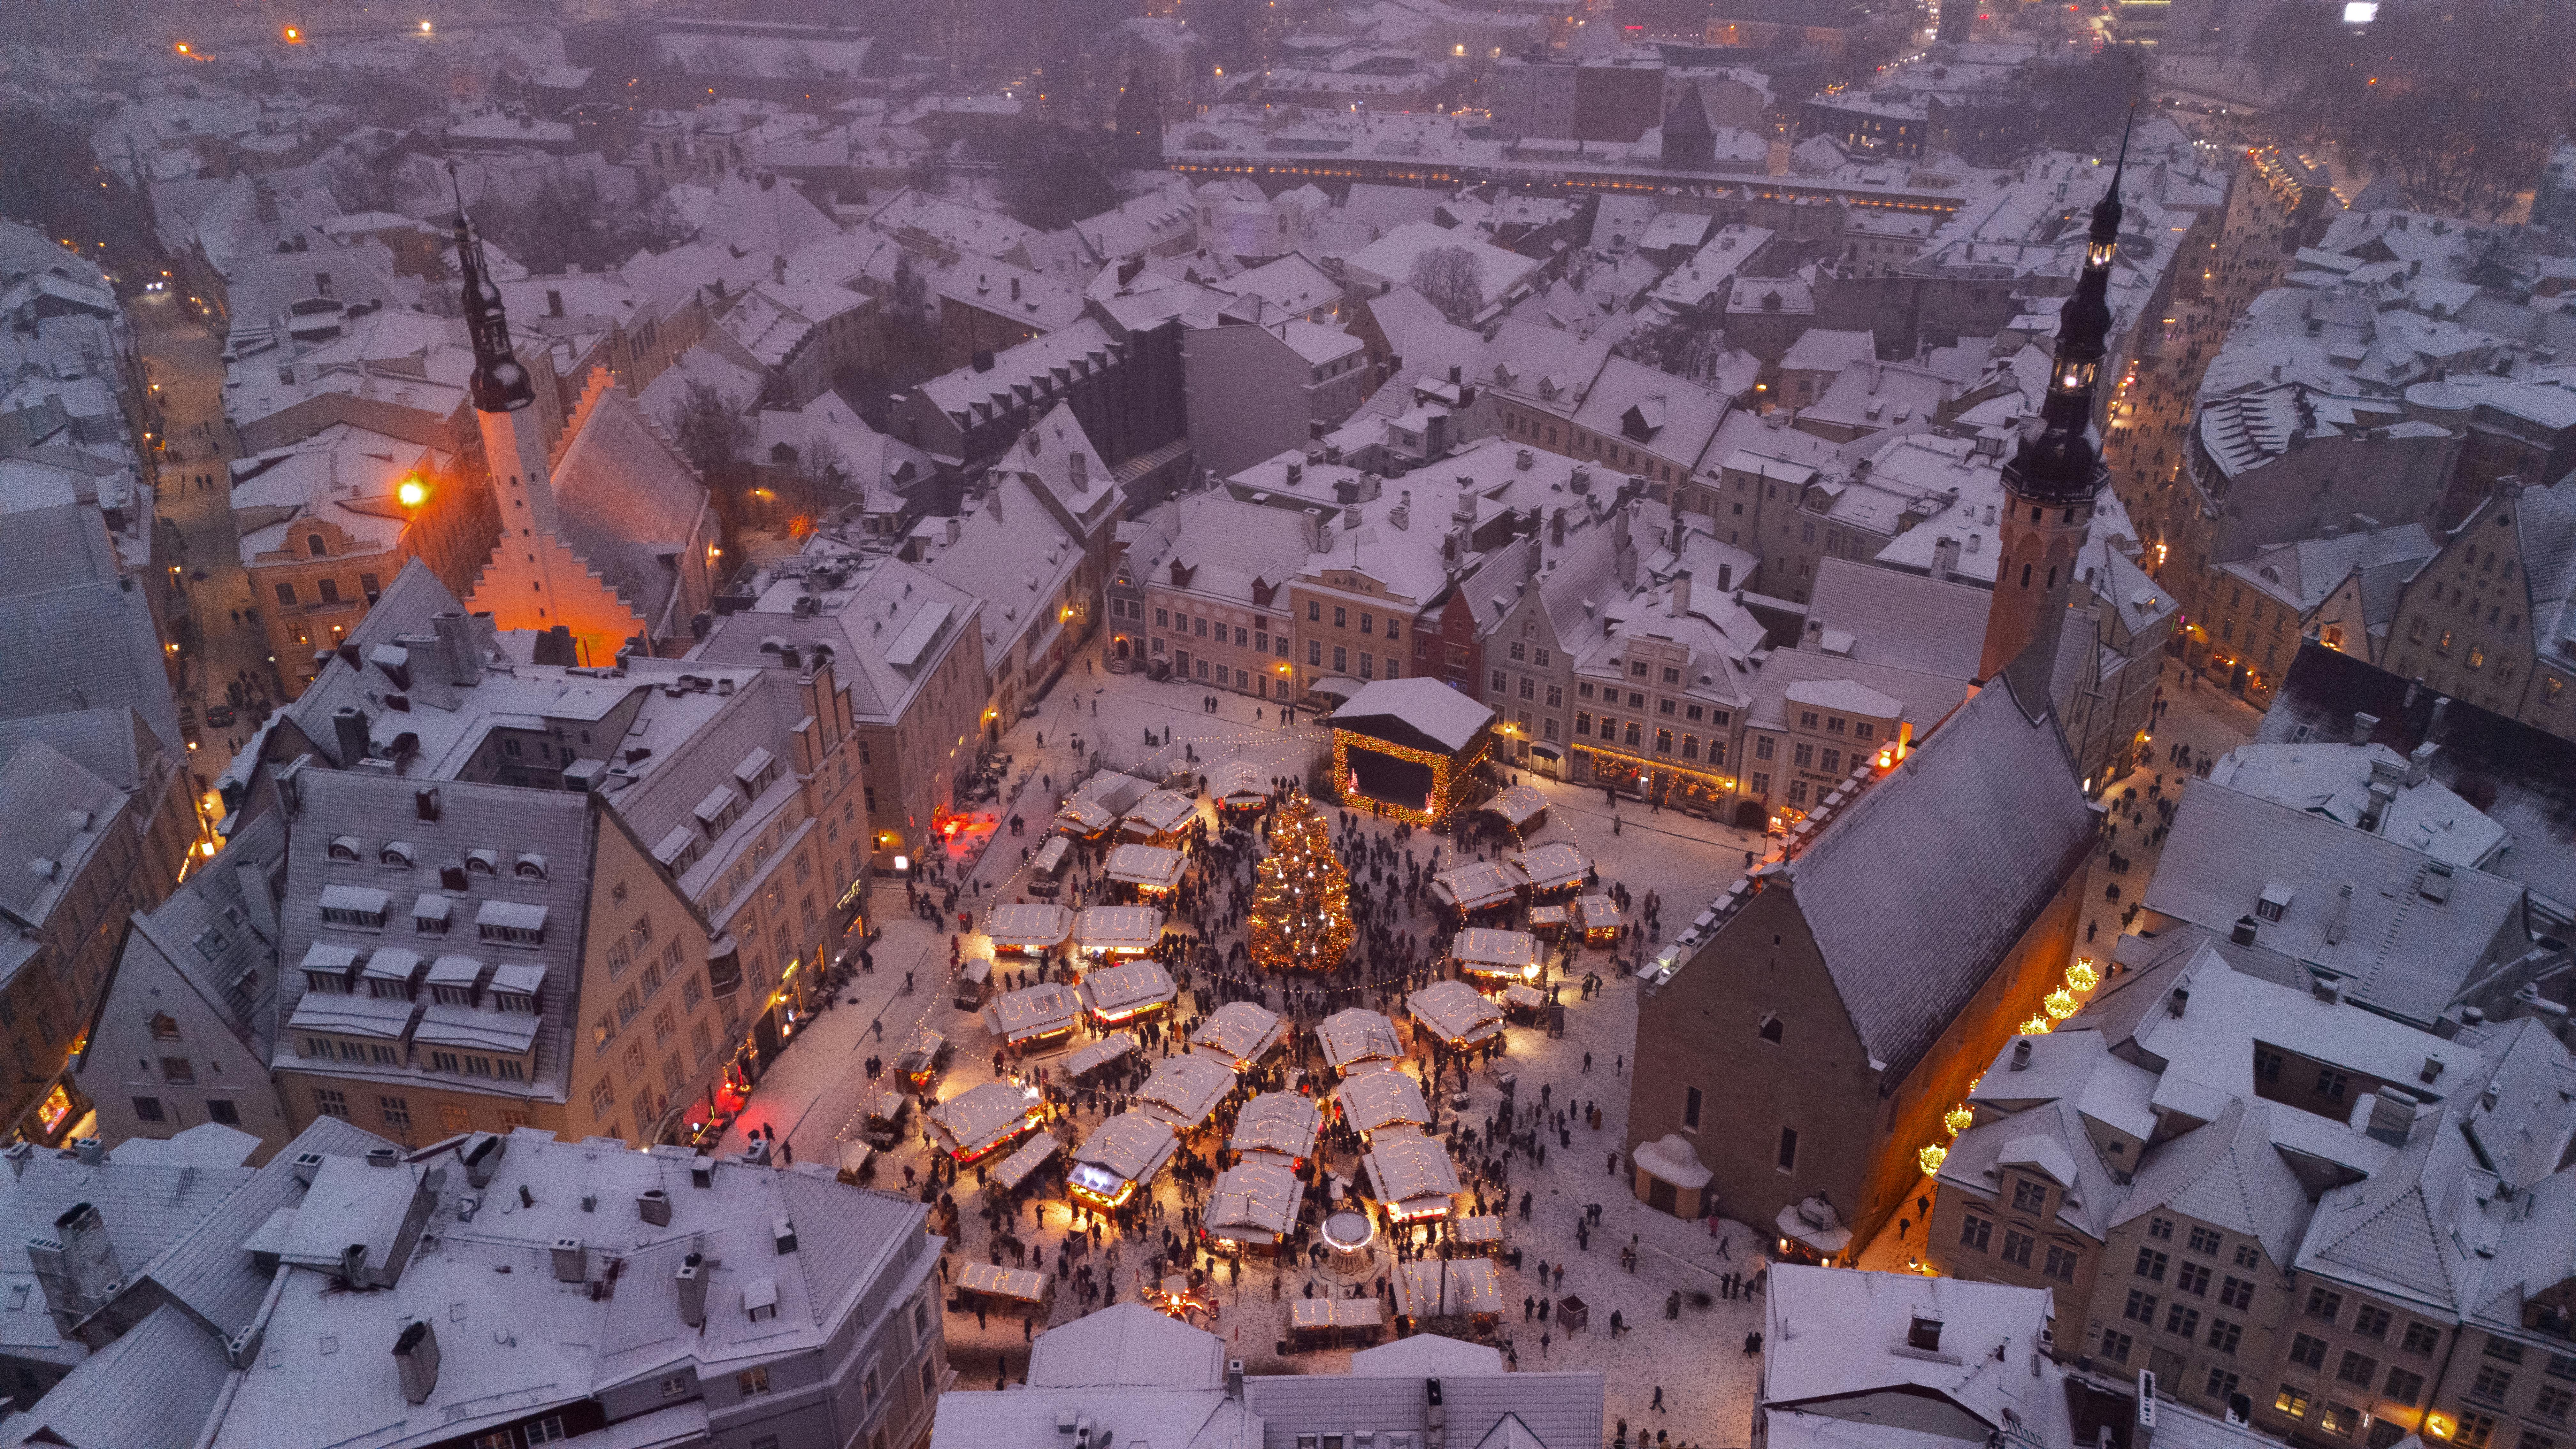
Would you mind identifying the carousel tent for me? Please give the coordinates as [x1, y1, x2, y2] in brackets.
[1407, 979, 1505, 1047]
[1188, 1000, 1286, 1070]
[1316, 1007, 1405, 1073]
[1230, 1091, 1323, 1161]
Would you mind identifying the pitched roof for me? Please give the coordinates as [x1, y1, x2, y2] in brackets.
[546, 375, 713, 635]
[2112, 1097, 2315, 1267]
[1333, 678, 1495, 753]
[1779, 677, 2091, 1082]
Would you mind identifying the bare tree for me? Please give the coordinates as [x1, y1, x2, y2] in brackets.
[1617, 312, 1733, 383]
[668, 381, 751, 482]
[789, 435, 852, 525]
[1408, 245, 1486, 326]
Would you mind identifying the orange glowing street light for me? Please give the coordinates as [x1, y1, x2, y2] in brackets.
[284, 26, 302, 42]
[396, 474, 427, 508]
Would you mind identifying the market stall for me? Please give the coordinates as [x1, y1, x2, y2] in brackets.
[1055, 771, 1153, 838]
[1429, 860, 1524, 916]
[985, 903, 1074, 955]
[1527, 902, 1571, 936]
[1361, 1127, 1461, 1221]
[1511, 841, 1591, 897]
[1188, 1001, 1285, 1071]
[1230, 1091, 1323, 1164]
[989, 1135, 1061, 1195]
[859, 1089, 911, 1148]
[1406, 980, 1505, 1050]
[1207, 760, 1271, 812]
[1448, 928, 1542, 985]
[1061, 1033, 1136, 1081]
[1204, 1159, 1305, 1251]
[1500, 981, 1548, 1021]
[835, 1141, 873, 1186]
[1081, 957, 1178, 1024]
[955, 1261, 1052, 1315]
[1575, 893, 1622, 945]
[928, 1080, 1046, 1162]
[1632, 1132, 1714, 1219]
[1102, 844, 1187, 895]
[1136, 1053, 1236, 1131]
[1119, 789, 1198, 843]
[1452, 1215, 1504, 1256]
[1069, 1109, 1179, 1210]
[1315, 1007, 1405, 1075]
[1334, 1065, 1431, 1139]
[1025, 836, 1072, 897]
[894, 1029, 951, 1093]
[1288, 1296, 1386, 1348]
[1328, 678, 1496, 826]
[1390, 1258, 1502, 1325]
[1074, 905, 1168, 958]
[982, 982, 1083, 1051]
[1481, 783, 1549, 834]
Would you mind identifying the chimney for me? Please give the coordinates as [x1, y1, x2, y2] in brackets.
[677, 1253, 707, 1327]
[1227, 1359, 1246, 1400]
[1802, 618, 1824, 652]
[2167, 986, 2189, 1017]
[1069, 452, 1088, 491]
[2360, 780, 2396, 832]
[433, 611, 484, 687]
[1669, 571, 1691, 618]
[690, 1155, 714, 1189]
[552, 1238, 588, 1283]
[639, 1189, 672, 1227]
[72, 1138, 103, 1167]
[332, 707, 370, 766]
[773, 1217, 798, 1255]
[1010, 276, 1021, 302]
[1716, 563, 1732, 592]
[2011, 1038, 2032, 1070]
[2230, 916, 2260, 947]
[366, 1146, 399, 1169]
[27, 1202, 123, 1332]
[2135, 1374, 2160, 1449]
[2324, 881, 2354, 944]
[291, 1151, 326, 1185]
[3, 1143, 30, 1179]
[393, 1320, 441, 1405]
[1907, 1307, 1944, 1352]
[1930, 535, 1960, 581]
[2350, 711, 2379, 744]
[461, 1132, 504, 1188]
[2405, 740, 2439, 787]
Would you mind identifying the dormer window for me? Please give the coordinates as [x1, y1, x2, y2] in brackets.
[2255, 884, 2294, 923]
[317, 885, 389, 929]
[732, 748, 779, 799]
[514, 853, 548, 880]
[465, 849, 498, 876]
[328, 835, 362, 862]
[475, 901, 547, 946]
[380, 842, 414, 869]
[2011, 1177, 2048, 1213]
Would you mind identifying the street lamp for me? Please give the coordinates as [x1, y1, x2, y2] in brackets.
[396, 474, 427, 509]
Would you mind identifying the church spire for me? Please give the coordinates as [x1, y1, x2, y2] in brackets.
[448, 161, 535, 415]
[1975, 112, 2131, 686]
[2004, 112, 2130, 506]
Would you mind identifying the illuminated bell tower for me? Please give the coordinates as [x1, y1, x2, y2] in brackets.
[1978, 124, 2128, 684]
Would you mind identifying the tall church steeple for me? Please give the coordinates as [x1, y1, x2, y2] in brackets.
[1115, 67, 1162, 172]
[452, 179, 535, 415]
[1979, 119, 2130, 686]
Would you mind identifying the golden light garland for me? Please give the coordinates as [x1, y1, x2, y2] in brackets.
[1917, 1143, 1948, 1175]
[1944, 1105, 1974, 1138]
[2044, 988, 2078, 1020]
[1249, 792, 1356, 971]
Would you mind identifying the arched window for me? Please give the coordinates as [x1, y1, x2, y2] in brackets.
[306, 534, 326, 557]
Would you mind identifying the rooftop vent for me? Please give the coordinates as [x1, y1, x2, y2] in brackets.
[1907, 1307, 1944, 1352]
[551, 1238, 587, 1284]
[640, 1189, 672, 1227]
[393, 1319, 441, 1405]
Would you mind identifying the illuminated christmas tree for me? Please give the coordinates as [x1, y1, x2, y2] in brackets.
[1249, 792, 1355, 971]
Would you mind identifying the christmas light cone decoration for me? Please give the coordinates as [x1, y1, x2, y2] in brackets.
[1250, 792, 1355, 971]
